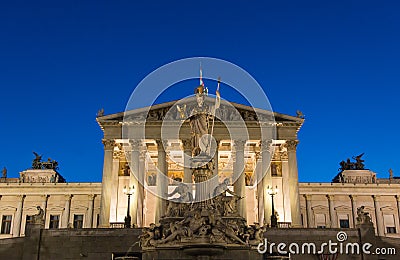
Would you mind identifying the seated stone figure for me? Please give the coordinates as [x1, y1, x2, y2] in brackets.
[356, 206, 372, 224]
[32, 206, 45, 224]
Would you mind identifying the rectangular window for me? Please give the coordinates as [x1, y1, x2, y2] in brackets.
[386, 227, 396, 234]
[1, 215, 12, 234]
[339, 219, 350, 228]
[49, 215, 60, 229]
[26, 215, 33, 225]
[73, 214, 84, 229]
[315, 213, 326, 228]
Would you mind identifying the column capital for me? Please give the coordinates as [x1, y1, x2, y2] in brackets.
[349, 195, 357, 201]
[326, 194, 334, 201]
[303, 194, 312, 201]
[139, 149, 147, 160]
[129, 139, 141, 150]
[88, 194, 96, 200]
[233, 139, 246, 151]
[396, 195, 400, 202]
[372, 195, 381, 202]
[102, 139, 116, 150]
[155, 139, 168, 151]
[255, 152, 261, 161]
[285, 140, 299, 152]
[17, 195, 26, 201]
[64, 194, 73, 201]
[260, 140, 273, 152]
[113, 150, 124, 160]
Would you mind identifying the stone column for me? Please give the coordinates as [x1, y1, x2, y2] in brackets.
[350, 195, 357, 228]
[155, 139, 168, 222]
[182, 139, 192, 184]
[211, 139, 220, 198]
[12, 195, 25, 237]
[304, 194, 313, 228]
[62, 195, 72, 228]
[110, 149, 120, 222]
[373, 195, 384, 236]
[327, 195, 336, 228]
[261, 140, 272, 225]
[99, 139, 115, 227]
[233, 140, 246, 218]
[41, 195, 48, 220]
[86, 194, 96, 228]
[255, 152, 264, 224]
[129, 140, 140, 226]
[396, 196, 400, 229]
[136, 148, 146, 227]
[285, 140, 302, 227]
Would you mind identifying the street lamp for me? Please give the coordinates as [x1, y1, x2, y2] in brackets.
[267, 185, 279, 228]
[123, 185, 135, 228]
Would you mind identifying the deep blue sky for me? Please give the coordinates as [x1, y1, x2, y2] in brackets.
[1, 1, 399, 183]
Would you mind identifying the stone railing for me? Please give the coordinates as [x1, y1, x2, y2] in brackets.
[110, 222, 125, 228]
[277, 222, 291, 228]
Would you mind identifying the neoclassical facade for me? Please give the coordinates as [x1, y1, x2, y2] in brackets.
[1, 98, 400, 241]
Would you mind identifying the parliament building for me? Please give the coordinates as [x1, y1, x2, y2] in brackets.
[1, 92, 400, 260]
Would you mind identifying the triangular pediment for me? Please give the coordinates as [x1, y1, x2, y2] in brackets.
[97, 98, 304, 125]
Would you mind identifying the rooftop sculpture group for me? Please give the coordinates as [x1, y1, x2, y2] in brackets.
[338, 153, 365, 171]
[32, 152, 59, 171]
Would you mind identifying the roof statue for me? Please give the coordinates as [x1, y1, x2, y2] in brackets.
[389, 168, 394, 179]
[338, 153, 365, 172]
[31, 152, 59, 171]
[1, 167, 6, 178]
[296, 110, 305, 119]
[96, 108, 104, 117]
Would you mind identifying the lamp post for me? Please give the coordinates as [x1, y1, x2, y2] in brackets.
[267, 185, 278, 228]
[123, 185, 134, 228]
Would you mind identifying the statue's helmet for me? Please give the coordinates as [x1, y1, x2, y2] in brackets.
[195, 85, 205, 95]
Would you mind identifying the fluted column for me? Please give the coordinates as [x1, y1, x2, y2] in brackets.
[136, 148, 146, 227]
[261, 140, 272, 225]
[62, 195, 72, 228]
[110, 149, 120, 222]
[155, 139, 168, 222]
[233, 140, 246, 218]
[12, 195, 25, 237]
[255, 152, 264, 224]
[41, 195, 48, 220]
[285, 140, 301, 227]
[396, 196, 400, 229]
[182, 139, 192, 184]
[99, 139, 115, 227]
[129, 139, 140, 226]
[327, 195, 336, 228]
[304, 194, 313, 228]
[350, 195, 357, 227]
[211, 140, 220, 198]
[373, 195, 384, 236]
[86, 194, 96, 228]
